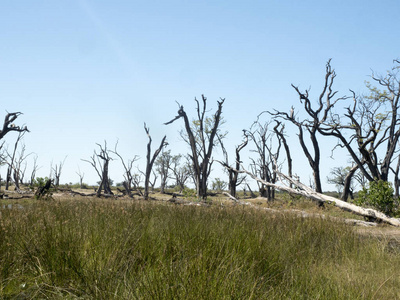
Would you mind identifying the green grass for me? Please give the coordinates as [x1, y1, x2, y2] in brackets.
[1, 199, 400, 299]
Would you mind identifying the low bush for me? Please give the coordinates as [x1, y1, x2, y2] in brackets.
[356, 180, 395, 215]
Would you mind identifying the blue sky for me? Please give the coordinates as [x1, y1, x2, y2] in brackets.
[0, 0, 399, 190]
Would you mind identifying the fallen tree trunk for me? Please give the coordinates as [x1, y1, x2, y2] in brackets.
[234, 167, 400, 227]
[221, 191, 377, 227]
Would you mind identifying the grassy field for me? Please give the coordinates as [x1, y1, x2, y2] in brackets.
[1, 195, 400, 299]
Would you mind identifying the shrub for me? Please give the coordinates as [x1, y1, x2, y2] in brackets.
[356, 180, 395, 215]
[182, 187, 196, 199]
[32, 177, 50, 188]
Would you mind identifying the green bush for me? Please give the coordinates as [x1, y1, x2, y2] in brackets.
[356, 180, 395, 215]
[182, 187, 196, 199]
[32, 177, 50, 188]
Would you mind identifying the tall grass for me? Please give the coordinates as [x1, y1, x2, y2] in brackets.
[1, 199, 400, 299]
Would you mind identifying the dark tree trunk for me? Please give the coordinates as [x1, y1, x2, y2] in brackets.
[165, 96, 224, 200]
[220, 134, 248, 198]
[341, 165, 358, 201]
[5, 166, 11, 190]
[143, 124, 167, 200]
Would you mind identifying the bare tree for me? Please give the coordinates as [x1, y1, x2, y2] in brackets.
[12, 143, 31, 190]
[149, 170, 158, 192]
[0, 110, 29, 190]
[30, 154, 40, 187]
[82, 141, 113, 196]
[0, 112, 29, 140]
[218, 131, 248, 198]
[165, 95, 224, 200]
[111, 142, 139, 197]
[76, 166, 85, 189]
[143, 123, 167, 200]
[273, 121, 293, 185]
[246, 121, 281, 200]
[318, 60, 400, 198]
[52, 157, 67, 187]
[132, 172, 143, 194]
[269, 60, 347, 193]
[5, 131, 26, 190]
[4, 141, 31, 192]
[232, 165, 400, 227]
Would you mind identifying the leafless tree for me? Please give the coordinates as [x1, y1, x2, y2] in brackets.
[165, 95, 224, 200]
[52, 157, 67, 187]
[13, 143, 31, 190]
[29, 154, 40, 187]
[143, 123, 167, 200]
[0, 110, 28, 189]
[82, 141, 113, 196]
[318, 60, 400, 199]
[5, 143, 31, 192]
[76, 166, 85, 189]
[246, 120, 282, 200]
[0, 112, 29, 140]
[149, 170, 158, 192]
[111, 141, 139, 197]
[269, 60, 347, 193]
[132, 172, 143, 194]
[273, 121, 293, 185]
[5, 131, 27, 190]
[217, 131, 248, 198]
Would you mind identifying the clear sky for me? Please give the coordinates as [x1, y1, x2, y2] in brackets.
[0, 0, 399, 190]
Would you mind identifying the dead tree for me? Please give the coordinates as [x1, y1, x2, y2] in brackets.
[111, 142, 139, 197]
[76, 167, 85, 189]
[132, 173, 143, 195]
[217, 131, 248, 198]
[228, 165, 400, 226]
[273, 121, 293, 185]
[269, 60, 347, 193]
[143, 123, 167, 200]
[12, 143, 31, 191]
[149, 170, 158, 192]
[319, 60, 400, 193]
[246, 121, 281, 200]
[52, 157, 67, 186]
[29, 155, 40, 187]
[82, 141, 113, 196]
[0, 112, 29, 140]
[165, 95, 224, 200]
[5, 131, 27, 190]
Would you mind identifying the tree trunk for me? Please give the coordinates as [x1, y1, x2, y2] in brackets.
[341, 165, 358, 201]
[143, 123, 167, 200]
[238, 167, 400, 227]
[5, 166, 11, 190]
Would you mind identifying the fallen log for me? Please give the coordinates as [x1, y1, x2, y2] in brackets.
[231, 166, 400, 227]
[222, 191, 377, 227]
